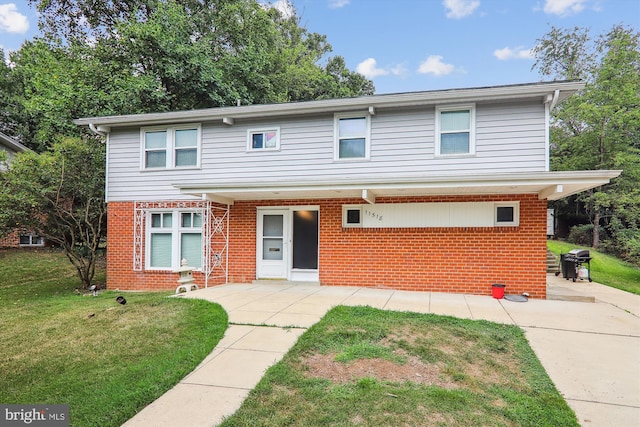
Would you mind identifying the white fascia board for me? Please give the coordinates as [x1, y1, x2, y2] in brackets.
[174, 170, 620, 200]
[75, 81, 585, 128]
[175, 170, 620, 191]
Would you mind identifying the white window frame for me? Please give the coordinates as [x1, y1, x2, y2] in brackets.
[435, 104, 476, 157]
[246, 127, 281, 151]
[145, 209, 204, 270]
[140, 124, 202, 170]
[494, 202, 520, 226]
[334, 113, 371, 161]
[19, 234, 44, 247]
[342, 205, 363, 228]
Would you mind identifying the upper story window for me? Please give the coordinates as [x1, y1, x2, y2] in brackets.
[436, 105, 475, 156]
[334, 113, 370, 160]
[247, 128, 280, 151]
[141, 124, 201, 170]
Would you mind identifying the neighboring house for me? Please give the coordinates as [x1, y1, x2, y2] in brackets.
[75, 81, 620, 298]
[0, 132, 43, 248]
[0, 131, 28, 171]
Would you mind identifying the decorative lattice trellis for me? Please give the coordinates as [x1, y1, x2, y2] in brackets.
[133, 201, 229, 286]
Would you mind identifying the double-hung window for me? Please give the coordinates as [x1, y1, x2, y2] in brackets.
[142, 124, 201, 169]
[335, 113, 370, 160]
[247, 128, 280, 151]
[147, 211, 203, 269]
[436, 105, 475, 156]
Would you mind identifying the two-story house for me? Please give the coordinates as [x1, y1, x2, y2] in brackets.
[75, 81, 620, 298]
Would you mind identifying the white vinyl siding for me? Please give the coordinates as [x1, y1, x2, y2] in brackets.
[141, 124, 201, 170]
[105, 101, 546, 202]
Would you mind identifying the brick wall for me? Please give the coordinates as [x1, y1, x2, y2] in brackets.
[107, 194, 547, 297]
[0, 230, 20, 248]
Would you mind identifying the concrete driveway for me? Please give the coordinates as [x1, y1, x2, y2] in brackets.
[124, 276, 640, 427]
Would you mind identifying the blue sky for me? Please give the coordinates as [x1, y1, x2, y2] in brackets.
[1, 0, 638, 94]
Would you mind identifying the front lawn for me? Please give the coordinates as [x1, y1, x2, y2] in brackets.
[0, 249, 228, 427]
[220, 306, 578, 427]
[547, 240, 640, 295]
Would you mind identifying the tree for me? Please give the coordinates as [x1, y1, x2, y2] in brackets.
[533, 25, 640, 263]
[0, 138, 107, 288]
[9, 0, 372, 150]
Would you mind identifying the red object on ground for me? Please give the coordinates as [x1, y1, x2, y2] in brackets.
[492, 284, 506, 299]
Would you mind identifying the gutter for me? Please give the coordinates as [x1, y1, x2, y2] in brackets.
[75, 80, 585, 128]
[88, 123, 111, 136]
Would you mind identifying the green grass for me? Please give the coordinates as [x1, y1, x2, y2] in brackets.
[548, 240, 640, 295]
[220, 306, 579, 427]
[0, 249, 228, 427]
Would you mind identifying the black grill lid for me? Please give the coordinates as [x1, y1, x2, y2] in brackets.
[568, 249, 590, 258]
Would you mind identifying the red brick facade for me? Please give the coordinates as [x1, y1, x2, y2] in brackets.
[0, 229, 45, 248]
[0, 230, 20, 248]
[106, 194, 547, 297]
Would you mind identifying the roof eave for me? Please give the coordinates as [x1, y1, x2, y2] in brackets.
[172, 170, 621, 205]
[75, 80, 585, 128]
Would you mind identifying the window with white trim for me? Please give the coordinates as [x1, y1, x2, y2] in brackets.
[141, 124, 201, 169]
[494, 202, 519, 226]
[147, 211, 203, 269]
[342, 206, 362, 227]
[247, 128, 280, 151]
[335, 113, 370, 160]
[19, 234, 43, 246]
[436, 105, 475, 156]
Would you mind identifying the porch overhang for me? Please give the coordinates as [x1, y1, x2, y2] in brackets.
[174, 170, 621, 205]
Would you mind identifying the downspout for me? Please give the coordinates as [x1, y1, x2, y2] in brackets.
[87, 123, 110, 225]
[543, 90, 560, 172]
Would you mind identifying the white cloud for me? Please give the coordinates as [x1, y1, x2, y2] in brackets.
[443, 0, 480, 19]
[390, 64, 408, 76]
[261, 0, 294, 19]
[493, 46, 534, 60]
[357, 58, 389, 79]
[417, 55, 455, 76]
[328, 0, 350, 9]
[0, 3, 29, 34]
[542, 0, 586, 16]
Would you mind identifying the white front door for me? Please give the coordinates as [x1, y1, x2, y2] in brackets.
[257, 210, 289, 279]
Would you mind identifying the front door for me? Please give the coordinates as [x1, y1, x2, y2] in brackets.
[257, 207, 319, 281]
[257, 210, 289, 279]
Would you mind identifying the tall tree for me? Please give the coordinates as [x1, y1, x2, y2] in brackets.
[0, 138, 107, 288]
[533, 25, 640, 263]
[10, 0, 372, 150]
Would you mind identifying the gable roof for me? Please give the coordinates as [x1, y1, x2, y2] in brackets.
[75, 80, 585, 129]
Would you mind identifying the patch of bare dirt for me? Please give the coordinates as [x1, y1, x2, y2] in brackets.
[302, 353, 458, 389]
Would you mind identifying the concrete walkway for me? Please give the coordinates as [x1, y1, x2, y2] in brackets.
[123, 277, 640, 427]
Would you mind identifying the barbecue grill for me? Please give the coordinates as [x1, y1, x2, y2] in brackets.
[560, 249, 592, 282]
